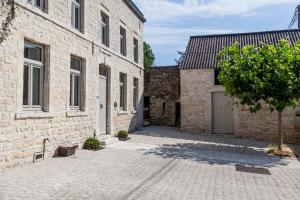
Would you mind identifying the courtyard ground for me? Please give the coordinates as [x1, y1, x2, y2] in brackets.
[0, 126, 300, 200]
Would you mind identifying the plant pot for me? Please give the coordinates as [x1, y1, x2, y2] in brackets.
[118, 137, 130, 141]
[58, 145, 78, 157]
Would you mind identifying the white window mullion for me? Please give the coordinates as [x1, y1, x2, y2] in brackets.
[29, 65, 33, 107]
[71, 74, 75, 107]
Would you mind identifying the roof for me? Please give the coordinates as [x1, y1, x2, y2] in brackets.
[152, 65, 178, 69]
[124, 0, 146, 22]
[179, 29, 300, 70]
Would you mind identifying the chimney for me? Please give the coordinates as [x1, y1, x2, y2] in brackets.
[298, 5, 300, 29]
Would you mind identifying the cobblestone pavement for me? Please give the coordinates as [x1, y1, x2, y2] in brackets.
[0, 126, 300, 200]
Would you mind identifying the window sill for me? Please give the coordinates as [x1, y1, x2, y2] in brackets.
[15, 112, 55, 120]
[131, 110, 137, 114]
[118, 111, 128, 116]
[66, 111, 88, 117]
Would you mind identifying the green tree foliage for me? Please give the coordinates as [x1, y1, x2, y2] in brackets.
[144, 42, 155, 73]
[218, 40, 300, 150]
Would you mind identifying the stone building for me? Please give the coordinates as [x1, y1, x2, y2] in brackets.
[144, 66, 180, 127]
[179, 30, 300, 144]
[0, 0, 145, 169]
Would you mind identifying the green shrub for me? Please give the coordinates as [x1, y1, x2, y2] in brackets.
[83, 138, 100, 150]
[117, 130, 128, 139]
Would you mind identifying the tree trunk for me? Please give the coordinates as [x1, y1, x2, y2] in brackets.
[278, 112, 283, 151]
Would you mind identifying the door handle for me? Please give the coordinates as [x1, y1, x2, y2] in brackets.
[100, 104, 103, 109]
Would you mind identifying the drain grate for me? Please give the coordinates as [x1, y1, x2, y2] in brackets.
[236, 165, 271, 175]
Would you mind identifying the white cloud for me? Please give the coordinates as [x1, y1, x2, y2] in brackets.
[132, 0, 298, 64]
[134, 0, 298, 22]
[145, 26, 239, 53]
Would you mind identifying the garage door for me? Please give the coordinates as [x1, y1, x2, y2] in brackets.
[212, 92, 234, 134]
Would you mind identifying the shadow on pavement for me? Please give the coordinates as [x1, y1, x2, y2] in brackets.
[143, 142, 289, 168]
[132, 126, 298, 167]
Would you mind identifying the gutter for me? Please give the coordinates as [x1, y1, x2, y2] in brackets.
[124, 0, 146, 22]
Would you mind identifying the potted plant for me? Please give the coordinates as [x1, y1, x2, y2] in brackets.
[58, 144, 78, 157]
[117, 130, 129, 141]
[83, 138, 101, 151]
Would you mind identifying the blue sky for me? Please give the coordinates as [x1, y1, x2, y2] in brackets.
[133, 0, 300, 66]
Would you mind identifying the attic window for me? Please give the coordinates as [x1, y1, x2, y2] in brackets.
[214, 69, 222, 85]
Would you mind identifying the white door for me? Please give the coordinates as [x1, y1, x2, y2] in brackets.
[212, 92, 234, 134]
[98, 76, 107, 135]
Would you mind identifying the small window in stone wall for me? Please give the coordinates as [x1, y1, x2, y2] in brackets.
[100, 12, 109, 47]
[70, 56, 86, 111]
[71, 0, 84, 32]
[215, 69, 222, 85]
[23, 42, 45, 111]
[119, 72, 127, 111]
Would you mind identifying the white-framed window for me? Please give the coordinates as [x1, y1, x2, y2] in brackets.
[101, 12, 109, 47]
[23, 42, 44, 111]
[119, 73, 127, 111]
[27, 0, 45, 10]
[133, 78, 139, 111]
[71, 0, 81, 31]
[120, 27, 127, 56]
[70, 57, 82, 110]
[133, 38, 139, 63]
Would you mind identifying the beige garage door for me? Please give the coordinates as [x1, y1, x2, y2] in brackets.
[212, 92, 234, 134]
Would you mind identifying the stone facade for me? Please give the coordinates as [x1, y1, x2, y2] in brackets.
[0, 0, 144, 169]
[144, 66, 180, 126]
[180, 69, 300, 144]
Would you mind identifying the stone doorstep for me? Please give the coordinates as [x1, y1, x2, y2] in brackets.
[98, 135, 119, 146]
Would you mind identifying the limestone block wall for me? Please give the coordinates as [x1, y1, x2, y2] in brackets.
[180, 69, 225, 133]
[0, 0, 144, 170]
[236, 104, 300, 144]
[180, 69, 300, 144]
[144, 67, 180, 126]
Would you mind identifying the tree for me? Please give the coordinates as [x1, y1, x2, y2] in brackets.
[217, 40, 300, 150]
[144, 42, 155, 73]
[175, 51, 186, 65]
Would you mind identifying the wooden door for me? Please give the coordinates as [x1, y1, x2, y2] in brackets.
[212, 92, 234, 134]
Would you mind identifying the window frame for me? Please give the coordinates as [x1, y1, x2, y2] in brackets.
[100, 12, 109, 47]
[120, 27, 127, 56]
[133, 78, 139, 111]
[119, 73, 127, 111]
[70, 56, 82, 110]
[133, 38, 139, 63]
[27, 0, 45, 10]
[214, 69, 222, 85]
[23, 42, 44, 111]
[71, 0, 81, 31]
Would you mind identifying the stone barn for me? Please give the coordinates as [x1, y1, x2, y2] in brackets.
[178, 30, 300, 144]
[144, 66, 180, 127]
